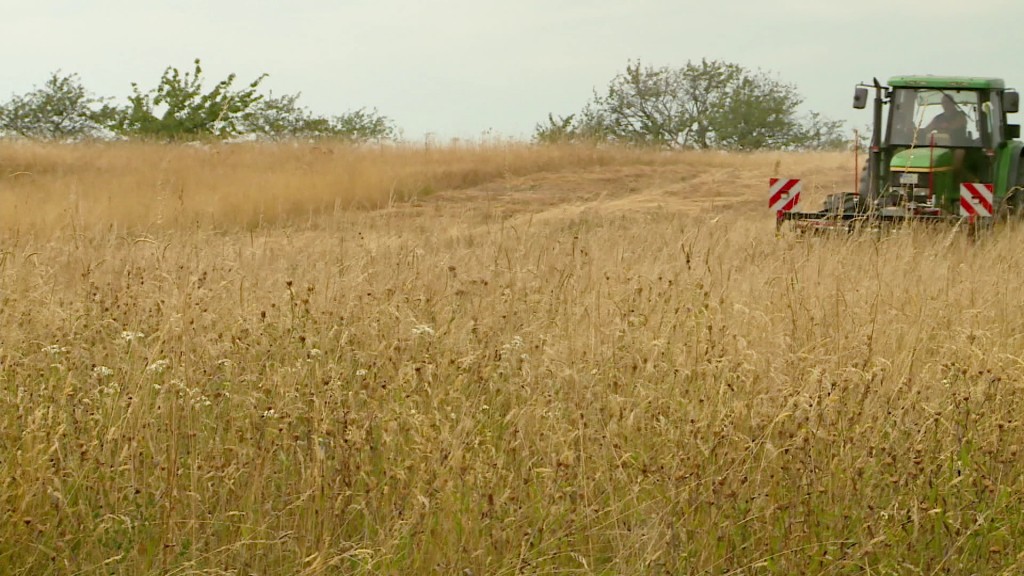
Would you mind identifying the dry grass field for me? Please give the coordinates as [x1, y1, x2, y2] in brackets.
[2, 141, 1024, 575]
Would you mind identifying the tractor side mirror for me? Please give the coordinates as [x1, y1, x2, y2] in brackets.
[853, 87, 868, 109]
[1008, 124, 1021, 139]
[1004, 91, 1020, 114]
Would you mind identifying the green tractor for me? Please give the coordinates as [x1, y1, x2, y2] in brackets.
[780, 75, 1024, 231]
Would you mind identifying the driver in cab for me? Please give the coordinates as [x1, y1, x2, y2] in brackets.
[922, 95, 968, 145]
[921, 94, 976, 180]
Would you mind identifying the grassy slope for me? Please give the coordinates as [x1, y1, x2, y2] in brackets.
[1, 142, 1022, 574]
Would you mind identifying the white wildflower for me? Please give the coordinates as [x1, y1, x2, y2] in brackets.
[120, 331, 145, 343]
[93, 365, 114, 378]
[146, 359, 171, 374]
[411, 324, 435, 337]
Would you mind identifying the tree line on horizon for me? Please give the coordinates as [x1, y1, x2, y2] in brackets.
[0, 59, 399, 143]
[0, 58, 847, 149]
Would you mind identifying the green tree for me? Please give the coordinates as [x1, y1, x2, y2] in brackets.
[243, 94, 398, 142]
[709, 68, 805, 150]
[533, 106, 610, 145]
[798, 111, 849, 150]
[564, 59, 739, 148]
[536, 59, 846, 151]
[0, 72, 112, 139]
[534, 113, 578, 144]
[111, 59, 267, 140]
[241, 92, 319, 139]
[328, 108, 399, 142]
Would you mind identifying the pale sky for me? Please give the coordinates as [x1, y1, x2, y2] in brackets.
[4, 0, 1023, 141]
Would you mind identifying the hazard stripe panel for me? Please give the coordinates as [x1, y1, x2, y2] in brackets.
[769, 178, 801, 212]
[960, 183, 994, 217]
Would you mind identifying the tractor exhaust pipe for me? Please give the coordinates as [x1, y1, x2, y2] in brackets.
[868, 78, 884, 203]
[853, 79, 885, 203]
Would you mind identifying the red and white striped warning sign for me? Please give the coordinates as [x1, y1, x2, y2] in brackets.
[960, 183, 993, 218]
[769, 178, 801, 213]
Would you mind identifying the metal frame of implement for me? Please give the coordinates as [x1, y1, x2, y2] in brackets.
[771, 180, 994, 231]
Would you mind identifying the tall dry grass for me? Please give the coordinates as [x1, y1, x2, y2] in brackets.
[0, 141, 679, 233]
[1, 142, 1023, 574]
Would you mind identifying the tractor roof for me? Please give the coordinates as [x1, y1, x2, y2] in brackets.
[888, 75, 1005, 90]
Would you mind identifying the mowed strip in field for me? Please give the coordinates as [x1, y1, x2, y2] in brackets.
[2, 142, 1024, 574]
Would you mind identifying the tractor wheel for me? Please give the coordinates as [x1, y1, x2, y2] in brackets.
[998, 192, 1021, 221]
[1001, 158, 1024, 221]
[823, 192, 867, 214]
[1017, 159, 1024, 211]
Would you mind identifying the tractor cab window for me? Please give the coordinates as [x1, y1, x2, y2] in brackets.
[984, 90, 1002, 144]
[888, 88, 984, 148]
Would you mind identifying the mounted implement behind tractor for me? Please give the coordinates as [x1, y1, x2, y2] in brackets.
[776, 76, 1024, 231]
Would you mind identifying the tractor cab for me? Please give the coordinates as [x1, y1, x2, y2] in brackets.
[854, 76, 1021, 216]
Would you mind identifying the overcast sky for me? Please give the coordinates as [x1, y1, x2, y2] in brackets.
[4, 0, 1024, 141]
